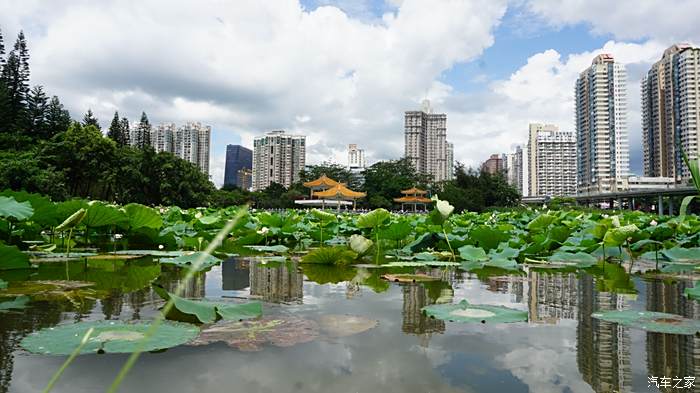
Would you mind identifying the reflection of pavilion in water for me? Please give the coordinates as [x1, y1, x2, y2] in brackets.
[577, 274, 632, 393]
[528, 270, 578, 323]
[645, 279, 700, 393]
[249, 260, 303, 303]
[402, 283, 446, 346]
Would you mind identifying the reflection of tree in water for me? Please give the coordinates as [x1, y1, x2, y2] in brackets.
[249, 261, 303, 303]
[101, 288, 125, 319]
[401, 282, 447, 345]
[645, 279, 700, 393]
[577, 273, 632, 393]
[0, 300, 64, 393]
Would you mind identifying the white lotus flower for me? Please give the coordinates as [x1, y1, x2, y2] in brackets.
[114, 234, 123, 239]
[194, 212, 203, 219]
[611, 216, 620, 228]
[349, 234, 373, 255]
[436, 199, 454, 219]
[257, 227, 269, 235]
[650, 220, 658, 226]
[158, 244, 164, 250]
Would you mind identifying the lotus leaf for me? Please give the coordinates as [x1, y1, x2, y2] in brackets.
[357, 208, 390, 229]
[159, 252, 221, 271]
[190, 316, 319, 351]
[153, 285, 262, 324]
[527, 214, 555, 231]
[379, 221, 412, 241]
[0, 295, 29, 312]
[381, 273, 439, 282]
[124, 203, 162, 230]
[591, 310, 700, 335]
[422, 300, 527, 323]
[685, 282, 700, 300]
[84, 201, 127, 228]
[318, 314, 378, 337]
[244, 245, 289, 253]
[385, 261, 460, 267]
[113, 250, 188, 257]
[21, 320, 199, 355]
[458, 245, 488, 262]
[0, 278, 6, 289]
[603, 224, 640, 247]
[0, 244, 30, 270]
[0, 196, 33, 221]
[660, 247, 700, 263]
[547, 251, 598, 268]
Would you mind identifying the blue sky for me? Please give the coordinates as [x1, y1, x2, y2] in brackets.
[4, 0, 698, 185]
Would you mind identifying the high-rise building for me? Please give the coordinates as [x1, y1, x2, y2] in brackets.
[507, 145, 524, 195]
[404, 100, 451, 182]
[236, 168, 253, 191]
[146, 122, 210, 176]
[527, 124, 577, 197]
[641, 44, 700, 182]
[446, 142, 454, 180]
[347, 144, 366, 172]
[481, 153, 504, 175]
[252, 130, 306, 191]
[575, 54, 629, 194]
[223, 145, 252, 188]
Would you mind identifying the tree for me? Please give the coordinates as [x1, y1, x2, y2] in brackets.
[361, 158, 430, 208]
[107, 111, 129, 146]
[437, 164, 519, 212]
[1, 51, 26, 130]
[0, 27, 5, 65]
[134, 111, 151, 149]
[13, 31, 29, 90]
[299, 163, 360, 190]
[82, 109, 100, 130]
[26, 85, 47, 138]
[120, 117, 131, 146]
[44, 96, 71, 139]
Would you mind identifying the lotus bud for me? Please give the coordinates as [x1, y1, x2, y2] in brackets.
[436, 199, 454, 219]
[650, 220, 658, 226]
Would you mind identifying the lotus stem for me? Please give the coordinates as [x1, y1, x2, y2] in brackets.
[443, 227, 455, 261]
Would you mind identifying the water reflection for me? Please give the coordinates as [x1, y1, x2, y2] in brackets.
[249, 260, 303, 303]
[401, 283, 446, 342]
[528, 270, 578, 324]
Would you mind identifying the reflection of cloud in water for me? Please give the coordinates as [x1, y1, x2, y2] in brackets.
[499, 347, 593, 393]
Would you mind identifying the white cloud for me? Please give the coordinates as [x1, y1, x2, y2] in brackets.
[0, 0, 507, 186]
[524, 0, 700, 42]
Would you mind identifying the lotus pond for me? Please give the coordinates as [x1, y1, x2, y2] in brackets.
[1, 192, 700, 392]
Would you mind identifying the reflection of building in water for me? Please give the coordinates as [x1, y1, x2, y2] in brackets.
[486, 276, 524, 303]
[577, 274, 632, 393]
[402, 283, 445, 346]
[249, 260, 303, 303]
[528, 271, 578, 323]
[222, 258, 250, 291]
[101, 289, 125, 319]
[645, 279, 700, 392]
[160, 270, 206, 299]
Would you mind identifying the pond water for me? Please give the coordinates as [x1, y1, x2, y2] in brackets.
[1, 258, 699, 393]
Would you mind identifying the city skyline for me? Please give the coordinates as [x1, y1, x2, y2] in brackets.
[3, 1, 699, 187]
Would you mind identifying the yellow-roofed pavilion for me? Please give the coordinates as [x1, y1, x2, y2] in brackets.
[394, 187, 432, 211]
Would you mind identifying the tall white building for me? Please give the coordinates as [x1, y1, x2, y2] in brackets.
[151, 123, 175, 153]
[347, 144, 366, 172]
[173, 122, 211, 176]
[252, 130, 306, 191]
[507, 145, 524, 195]
[575, 54, 629, 194]
[642, 44, 700, 182]
[446, 142, 454, 180]
[527, 124, 577, 197]
[404, 100, 451, 182]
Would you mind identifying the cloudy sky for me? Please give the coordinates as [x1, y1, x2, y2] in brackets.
[2, 0, 699, 186]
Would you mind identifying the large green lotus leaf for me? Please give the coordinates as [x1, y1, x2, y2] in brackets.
[527, 214, 555, 231]
[159, 252, 221, 271]
[402, 233, 439, 253]
[660, 263, 697, 273]
[311, 209, 337, 226]
[113, 250, 188, 257]
[423, 300, 527, 323]
[84, 201, 127, 228]
[356, 208, 390, 229]
[0, 278, 7, 289]
[385, 261, 460, 267]
[244, 245, 289, 253]
[489, 246, 520, 261]
[21, 320, 199, 355]
[547, 251, 598, 268]
[153, 285, 262, 324]
[380, 221, 412, 241]
[0, 295, 29, 312]
[348, 234, 373, 255]
[469, 225, 508, 252]
[484, 258, 519, 271]
[55, 208, 86, 231]
[603, 224, 640, 247]
[458, 245, 488, 261]
[0, 196, 33, 221]
[685, 283, 700, 300]
[660, 247, 700, 263]
[124, 203, 162, 230]
[0, 244, 30, 270]
[591, 310, 700, 335]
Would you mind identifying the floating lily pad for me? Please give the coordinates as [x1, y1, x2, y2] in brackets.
[190, 316, 319, 351]
[591, 310, 700, 335]
[0, 244, 30, 270]
[685, 282, 700, 300]
[0, 279, 7, 289]
[159, 252, 221, 271]
[113, 250, 188, 257]
[381, 273, 439, 282]
[244, 245, 289, 253]
[547, 252, 598, 268]
[422, 300, 527, 323]
[660, 247, 700, 263]
[384, 261, 460, 267]
[153, 285, 262, 324]
[21, 320, 199, 355]
[0, 296, 29, 312]
[318, 314, 378, 337]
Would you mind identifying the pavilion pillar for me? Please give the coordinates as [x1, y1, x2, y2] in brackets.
[658, 195, 664, 216]
[669, 197, 674, 216]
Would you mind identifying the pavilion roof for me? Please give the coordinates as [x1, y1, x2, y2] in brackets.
[393, 196, 433, 204]
[303, 174, 341, 189]
[313, 184, 366, 199]
[400, 187, 428, 195]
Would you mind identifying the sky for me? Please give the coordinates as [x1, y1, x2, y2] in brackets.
[1, 0, 699, 187]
